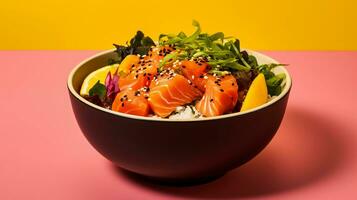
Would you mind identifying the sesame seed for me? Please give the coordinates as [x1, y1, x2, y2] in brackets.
[121, 102, 124, 107]
[210, 99, 214, 102]
[192, 75, 195, 79]
[220, 89, 224, 92]
[204, 76, 208, 79]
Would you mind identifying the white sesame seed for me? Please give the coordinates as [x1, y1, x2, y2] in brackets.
[204, 76, 208, 79]
[191, 75, 195, 79]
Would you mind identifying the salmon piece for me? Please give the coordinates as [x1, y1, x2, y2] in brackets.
[196, 75, 238, 117]
[118, 61, 157, 91]
[112, 89, 150, 116]
[118, 46, 175, 91]
[148, 74, 202, 117]
[180, 60, 208, 91]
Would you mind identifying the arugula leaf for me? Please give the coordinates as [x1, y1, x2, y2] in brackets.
[88, 81, 106, 100]
[266, 73, 286, 96]
[209, 32, 224, 41]
[159, 52, 178, 68]
[181, 20, 201, 44]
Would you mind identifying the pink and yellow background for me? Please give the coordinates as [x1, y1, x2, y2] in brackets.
[1, 1, 357, 200]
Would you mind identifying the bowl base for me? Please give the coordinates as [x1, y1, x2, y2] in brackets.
[120, 169, 226, 186]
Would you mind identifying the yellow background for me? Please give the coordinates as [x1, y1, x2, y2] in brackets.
[1, 0, 356, 50]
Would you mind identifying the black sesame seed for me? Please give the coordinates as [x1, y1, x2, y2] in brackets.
[121, 102, 124, 107]
[210, 99, 214, 102]
[232, 83, 234, 86]
[199, 75, 204, 78]
[182, 65, 186, 68]
[220, 89, 224, 92]
[145, 96, 149, 99]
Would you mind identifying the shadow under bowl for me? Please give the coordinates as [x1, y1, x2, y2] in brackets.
[67, 50, 292, 185]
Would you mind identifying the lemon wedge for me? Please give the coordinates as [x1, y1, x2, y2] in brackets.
[241, 73, 268, 112]
[80, 64, 119, 96]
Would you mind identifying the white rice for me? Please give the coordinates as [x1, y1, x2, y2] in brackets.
[168, 105, 202, 119]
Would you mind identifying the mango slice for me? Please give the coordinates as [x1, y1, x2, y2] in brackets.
[241, 73, 268, 112]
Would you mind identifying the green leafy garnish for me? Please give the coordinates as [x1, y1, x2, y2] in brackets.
[266, 73, 286, 96]
[159, 52, 178, 68]
[157, 20, 288, 96]
[88, 81, 106, 100]
[158, 21, 251, 73]
[113, 31, 155, 63]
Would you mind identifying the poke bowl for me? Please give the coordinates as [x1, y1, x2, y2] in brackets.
[67, 22, 292, 184]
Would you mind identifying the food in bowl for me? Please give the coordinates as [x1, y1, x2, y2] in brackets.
[67, 34, 291, 184]
[80, 21, 287, 118]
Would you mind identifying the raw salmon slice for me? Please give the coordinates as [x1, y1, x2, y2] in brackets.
[112, 89, 150, 116]
[118, 46, 174, 91]
[148, 74, 202, 117]
[196, 75, 238, 117]
[118, 60, 157, 91]
[180, 60, 208, 91]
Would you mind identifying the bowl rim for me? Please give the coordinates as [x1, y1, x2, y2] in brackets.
[67, 49, 292, 122]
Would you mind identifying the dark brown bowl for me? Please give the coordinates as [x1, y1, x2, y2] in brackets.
[67, 50, 291, 185]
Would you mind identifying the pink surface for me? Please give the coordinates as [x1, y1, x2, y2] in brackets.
[1, 51, 357, 200]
